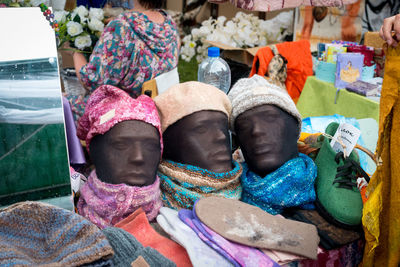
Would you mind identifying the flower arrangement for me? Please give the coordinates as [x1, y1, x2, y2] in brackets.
[180, 11, 294, 63]
[55, 5, 106, 53]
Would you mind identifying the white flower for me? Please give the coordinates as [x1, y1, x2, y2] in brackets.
[74, 35, 92, 50]
[182, 34, 192, 44]
[191, 28, 201, 40]
[54, 10, 68, 24]
[74, 5, 89, 18]
[67, 21, 83, 37]
[89, 8, 104, 20]
[199, 25, 212, 36]
[216, 16, 226, 27]
[88, 18, 104, 32]
[72, 5, 89, 23]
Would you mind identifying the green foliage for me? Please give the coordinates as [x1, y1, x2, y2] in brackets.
[178, 57, 198, 83]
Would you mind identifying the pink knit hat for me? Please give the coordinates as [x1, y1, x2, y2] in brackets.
[77, 85, 163, 154]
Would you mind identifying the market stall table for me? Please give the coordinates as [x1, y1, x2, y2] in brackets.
[296, 76, 380, 124]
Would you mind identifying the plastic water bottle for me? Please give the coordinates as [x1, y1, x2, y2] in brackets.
[198, 47, 231, 94]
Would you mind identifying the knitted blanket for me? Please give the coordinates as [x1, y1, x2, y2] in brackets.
[241, 153, 317, 215]
[77, 170, 162, 228]
[158, 160, 243, 210]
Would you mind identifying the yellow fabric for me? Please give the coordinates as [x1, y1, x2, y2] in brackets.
[362, 46, 400, 267]
[299, 132, 319, 142]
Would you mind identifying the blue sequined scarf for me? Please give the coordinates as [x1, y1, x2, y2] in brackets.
[241, 153, 317, 215]
[158, 160, 243, 210]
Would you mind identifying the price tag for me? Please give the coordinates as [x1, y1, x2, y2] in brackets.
[330, 123, 361, 157]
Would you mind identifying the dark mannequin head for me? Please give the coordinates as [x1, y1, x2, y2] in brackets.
[163, 110, 233, 173]
[90, 120, 161, 186]
[234, 104, 298, 177]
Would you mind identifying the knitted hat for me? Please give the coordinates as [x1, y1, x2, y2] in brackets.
[228, 75, 302, 136]
[77, 85, 163, 153]
[154, 81, 232, 132]
[102, 227, 175, 267]
[0, 201, 114, 266]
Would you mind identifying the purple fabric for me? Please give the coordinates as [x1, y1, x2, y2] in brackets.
[62, 97, 86, 165]
[178, 209, 239, 266]
[179, 208, 281, 267]
[77, 170, 162, 229]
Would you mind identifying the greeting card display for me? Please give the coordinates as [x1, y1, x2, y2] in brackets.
[335, 53, 364, 89]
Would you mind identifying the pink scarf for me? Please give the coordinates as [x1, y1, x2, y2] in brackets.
[77, 170, 162, 228]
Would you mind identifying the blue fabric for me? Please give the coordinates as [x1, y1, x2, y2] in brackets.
[158, 160, 243, 210]
[241, 153, 317, 215]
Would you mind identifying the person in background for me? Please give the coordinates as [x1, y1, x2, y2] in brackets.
[67, 0, 179, 121]
[380, 14, 400, 47]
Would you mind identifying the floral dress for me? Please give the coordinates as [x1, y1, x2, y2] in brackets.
[66, 10, 179, 120]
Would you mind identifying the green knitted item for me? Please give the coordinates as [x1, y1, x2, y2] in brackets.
[314, 122, 363, 229]
[102, 227, 176, 267]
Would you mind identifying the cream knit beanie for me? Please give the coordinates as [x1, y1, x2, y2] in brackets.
[228, 75, 302, 135]
[154, 81, 232, 132]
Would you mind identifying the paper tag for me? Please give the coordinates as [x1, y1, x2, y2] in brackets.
[155, 67, 179, 95]
[330, 123, 361, 157]
[70, 172, 86, 193]
[99, 108, 115, 125]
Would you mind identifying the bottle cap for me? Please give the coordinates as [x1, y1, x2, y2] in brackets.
[208, 47, 220, 57]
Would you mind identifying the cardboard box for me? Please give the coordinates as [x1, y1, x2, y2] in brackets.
[205, 40, 262, 66]
[364, 32, 385, 49]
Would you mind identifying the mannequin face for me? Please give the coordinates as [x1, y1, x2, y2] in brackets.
[235, 104, 298, 177]
[90, 120, 161, 186]
[163, 110, 232, 173]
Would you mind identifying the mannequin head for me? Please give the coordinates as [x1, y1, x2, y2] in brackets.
[77, 85, 163, 186]
[163, 110, 232, 173]
[234, 104, 299, 177]
[228, 75, 303, 177]
[90, 120, 161, 186]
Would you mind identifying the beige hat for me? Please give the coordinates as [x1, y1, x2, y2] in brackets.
[154, 81, 232, 132]
[228, 75, 302, 136]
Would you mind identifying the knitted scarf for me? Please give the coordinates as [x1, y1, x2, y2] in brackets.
[158, 160, 243, 210]
[241, 153, 317, 215]
[77, 170, 162, 229]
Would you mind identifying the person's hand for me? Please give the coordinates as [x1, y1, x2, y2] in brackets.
[61, 41, 79, 56]
[379, 14, 400, 47]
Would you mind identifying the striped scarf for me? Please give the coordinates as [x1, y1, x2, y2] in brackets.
[241, 153, 317, 215]
[77, 170, 162, 229]
[158, 160, 243, 210]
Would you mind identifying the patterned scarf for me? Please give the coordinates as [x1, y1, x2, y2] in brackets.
[77, 170, 162, 229]
[241, 153, 317, 215]
[158, 160, 243, 210]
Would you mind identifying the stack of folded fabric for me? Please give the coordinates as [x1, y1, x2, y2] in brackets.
[156, 196, 320, 267]
[115, 207, 192, 267]
[102, 227, 176, 267]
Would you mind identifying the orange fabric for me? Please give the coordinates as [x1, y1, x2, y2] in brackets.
[250, 40, 313, 101]
[115, 208, 192, 267]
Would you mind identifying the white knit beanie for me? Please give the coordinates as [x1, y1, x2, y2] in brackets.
[228, 75, 302, 136]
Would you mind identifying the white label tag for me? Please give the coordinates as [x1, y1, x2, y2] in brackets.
[330, 123, 361, 157]
[70, 172, 82, 193]
[155, 67, 180, 95]
[99, 109, 115, 125]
